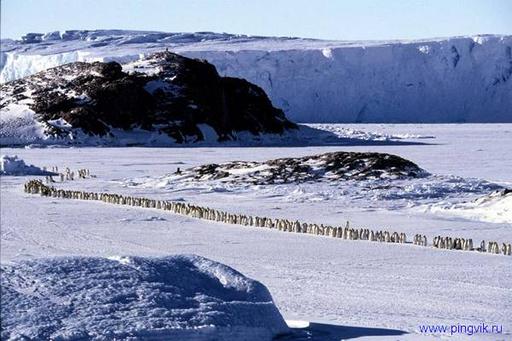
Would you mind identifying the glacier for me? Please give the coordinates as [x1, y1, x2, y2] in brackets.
[1, 30, 511, 123]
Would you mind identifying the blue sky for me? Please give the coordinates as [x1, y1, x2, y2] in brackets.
[2, 0, 511, 40]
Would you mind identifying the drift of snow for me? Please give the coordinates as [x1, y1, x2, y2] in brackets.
[0, 155, 54, 176]
[1, 30, 511, 123]
[0, 255, 289, 341]
[424, 190, 512, 224]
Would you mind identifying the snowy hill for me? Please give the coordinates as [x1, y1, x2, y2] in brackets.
[1, 255, 289, 340]
[0, 51, 297, 146]
[1, 30, 511, 123]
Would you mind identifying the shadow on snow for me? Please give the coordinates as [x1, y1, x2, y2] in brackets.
[277, 322, 407, 340]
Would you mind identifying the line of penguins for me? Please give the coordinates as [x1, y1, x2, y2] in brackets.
[24, 179, 512, 256]
[43, 166, 93, 183]
[432, 236, 507, 255]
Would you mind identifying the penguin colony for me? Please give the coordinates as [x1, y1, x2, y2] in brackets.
[24, 179, 511, 256]
[43, 166, 92, 183]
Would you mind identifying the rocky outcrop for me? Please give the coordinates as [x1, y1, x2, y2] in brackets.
[181, 151, 427, 185]
[0, 51, 296, 144]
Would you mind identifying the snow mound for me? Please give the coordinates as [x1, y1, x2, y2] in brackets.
[0, 155, 54, 176]
[424, 189, 512, 223]
[0, 255, 289, 341]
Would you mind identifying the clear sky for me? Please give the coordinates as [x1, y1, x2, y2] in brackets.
[1, 0, 511, 40]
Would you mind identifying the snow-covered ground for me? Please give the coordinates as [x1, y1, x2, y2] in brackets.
[2, 30, 511, 123]
[1, 124, 511, 340]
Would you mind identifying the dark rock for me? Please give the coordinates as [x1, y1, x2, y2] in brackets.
[493, 188, 512, 196]
[21, 33, 44, 44]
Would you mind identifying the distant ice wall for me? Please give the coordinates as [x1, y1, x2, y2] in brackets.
[1, 32, 511, 122]
[184, 36, 512, 123]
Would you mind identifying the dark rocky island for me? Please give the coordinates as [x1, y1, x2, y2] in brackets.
[0, 51, 296, 144]
[180, 151, 428, 184]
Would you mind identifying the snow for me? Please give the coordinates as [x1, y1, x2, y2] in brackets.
[307, 124, 436, 141]
[0, 155, 54, 176]
[1, 124, 511, 340]
[1, 30, 511, 123]
[321, 48, 333, 59]
[1, 255, 289, 340]
[196, 124, 219, 143]
[0, 104, 48, 145]
[0, 50, 92, 82]
[47, 118, 72, 129]
[424, 190, 512, 224]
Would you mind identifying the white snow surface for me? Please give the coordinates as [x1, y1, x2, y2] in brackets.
[1, 30, 511, 123]
[0, 154, 53, 176]
[424, 190, 512, 224]
[1, 255, 289, 340]
[1, 124, 511, 340]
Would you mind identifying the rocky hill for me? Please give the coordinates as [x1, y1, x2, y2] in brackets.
[174, 151, 428, 185]
[0, 51, 296, 145]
